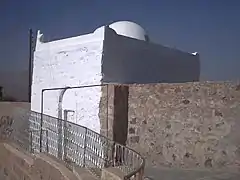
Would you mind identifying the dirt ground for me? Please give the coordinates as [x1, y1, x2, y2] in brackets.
[144, 167, 240, 180]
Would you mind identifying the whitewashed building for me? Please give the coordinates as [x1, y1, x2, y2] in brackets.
[31, 21, 200, 133]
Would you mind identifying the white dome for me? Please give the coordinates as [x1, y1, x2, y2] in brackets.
[109, 21, 149, 41]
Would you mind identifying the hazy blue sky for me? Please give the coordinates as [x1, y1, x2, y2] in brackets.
[0, 0, 239, 81]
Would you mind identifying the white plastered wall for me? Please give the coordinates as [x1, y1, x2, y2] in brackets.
[31, 28, 104, 133]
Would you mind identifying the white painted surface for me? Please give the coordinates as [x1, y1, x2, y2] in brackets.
[31, 29, 104, 133]
[102, 26, 200, 83]
[62, 86, 102, 132]
[109, 21, 148, 41]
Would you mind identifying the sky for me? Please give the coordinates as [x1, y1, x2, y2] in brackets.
[0, 0, 239, 81]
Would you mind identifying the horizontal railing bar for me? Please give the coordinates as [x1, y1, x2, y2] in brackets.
[42, 83, 108, 92]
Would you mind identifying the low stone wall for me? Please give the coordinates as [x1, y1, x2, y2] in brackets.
[0, 102, 30, 116]
[0, 143, 79, 180]
[127, 81, 240, 169]
[0, 102, 30, 140]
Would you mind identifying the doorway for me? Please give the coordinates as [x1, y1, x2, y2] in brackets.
[112, 85, 129, 145]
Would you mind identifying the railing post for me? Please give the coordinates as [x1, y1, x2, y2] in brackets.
[83, 128, 87, 167]
[139, 167, 145, 180]
[63, 110, 67, 161]
[40, 90, 44, 152]
[104, 139, 110, 168]
[57, 118, 63, 160]
[46, 130, 49, 153]
[63, 127, 67, 161]
[63, 109, 74, 161]
[112, 142, 116, 167]
[30, 131, 33, 153]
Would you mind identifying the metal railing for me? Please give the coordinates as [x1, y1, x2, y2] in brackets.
[9, 110, 145, 180]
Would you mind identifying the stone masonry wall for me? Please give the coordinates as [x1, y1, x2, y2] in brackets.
[99, 84, 129, 145]
[0, 102, 30, 141]
[0, 143, 78, 180]
[99, 84, 114, 140]
[127, 81, 240, 169]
